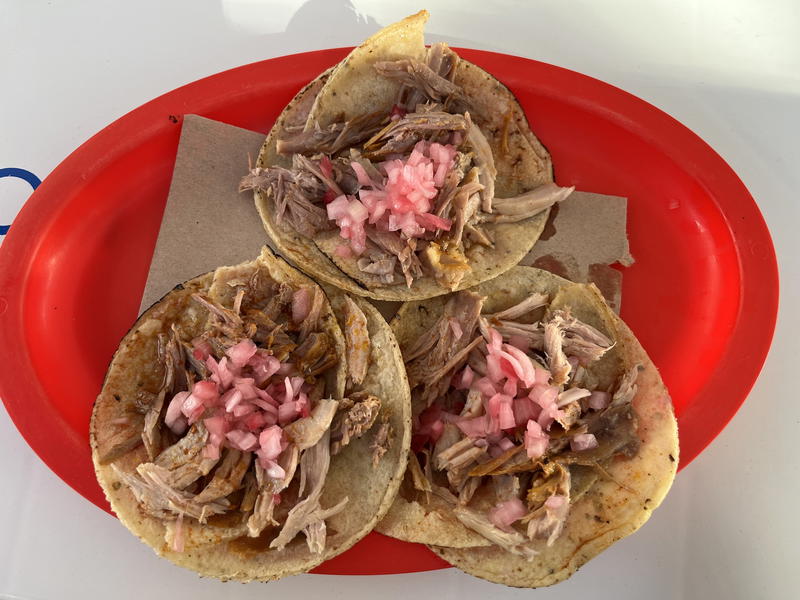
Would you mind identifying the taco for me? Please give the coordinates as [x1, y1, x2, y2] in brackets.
[377, 266, 678, 587]
[241, 10, 573, 301]
[90, 247, 410, 581]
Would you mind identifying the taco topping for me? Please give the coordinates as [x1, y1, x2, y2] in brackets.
[400, 291, 641, 558]
[241, 42, 574, 290]
[107, 278, 383, 555]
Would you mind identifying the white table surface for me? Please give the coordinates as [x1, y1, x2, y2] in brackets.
[1, 1, 798, 598]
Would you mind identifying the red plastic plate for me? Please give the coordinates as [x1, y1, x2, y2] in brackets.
[0, 49, 778, 575]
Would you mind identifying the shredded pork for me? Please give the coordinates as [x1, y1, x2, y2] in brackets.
[240, 42, 574, 291]
[402, 290, 642, 556]
[106, 272, 384, 556]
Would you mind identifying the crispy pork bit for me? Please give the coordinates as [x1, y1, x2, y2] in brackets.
[331, 394, 382, 454]
[556, 401, 582, 430]
[342, 296, 370, 385]
[292, 332, 338, 378]
[468, 445, 525, 477]
[422, 242, 471, 291]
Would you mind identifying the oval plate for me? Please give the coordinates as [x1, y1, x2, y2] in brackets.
[0, 48, 778, 575]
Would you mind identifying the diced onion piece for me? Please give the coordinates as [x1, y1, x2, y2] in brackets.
[222, 388, 243, 413]
[191, 338, 213, 360]
[588, 391, 610, 410]
[165, 391, 190, 434]
[226, 430, 259, 452]
[226, 339, 257, 368]
[570, 433, 598, 452]
[497, 437, 515, 452]
[488, 498, 527, 530]
[258, 425, 284, 461]
[524, 419, 549, 459]
[453, 365, 474, 390]
[456, 415, 488, 438]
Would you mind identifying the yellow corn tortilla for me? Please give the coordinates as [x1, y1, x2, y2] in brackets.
[377, 266, 678, 586]
[90, 247, 410, 581]
[254, 10, 554, 301]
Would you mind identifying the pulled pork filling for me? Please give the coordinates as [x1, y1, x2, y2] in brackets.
[106, 278, 383, 555]
[241, 43, 574, 289]
[403, 291, 641, 559]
